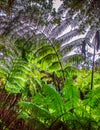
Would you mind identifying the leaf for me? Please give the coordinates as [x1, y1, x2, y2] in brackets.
[48, 61, 61, 71]
[57, 29, 80, 42]
[38, 53, 57, 64]
[50, 19, 71, 38]
[19, 101, 52, 119]
[63, 79, 80, 108]
[43, 84, 65, 116]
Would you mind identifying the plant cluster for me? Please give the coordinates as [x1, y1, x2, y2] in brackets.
[0, 0, 100, 130]
[0, 35, 100, 130]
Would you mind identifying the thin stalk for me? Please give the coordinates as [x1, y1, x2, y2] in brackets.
[43, 35, 65, 82]
[89, 40, 96, 130]
[91, 43, 95, 90]
[50, 42, 65, 81]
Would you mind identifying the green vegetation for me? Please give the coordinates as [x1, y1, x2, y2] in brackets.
[0, 36, 100, 130]
[0, 0, 100, 130]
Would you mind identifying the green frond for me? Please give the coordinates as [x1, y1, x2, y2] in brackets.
[49, 61, 61, 71]
[19, 101, 52, 119]
[63, 54, 83, 65]
[0, 43, 31, 93]
[38, 53, 58, 64]
[63, 79, 80, 111]
[35, 45, 53, 57]
[43, 84, 65, 116]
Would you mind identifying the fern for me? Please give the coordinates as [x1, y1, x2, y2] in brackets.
[63, 78, 80, 111]
[43, 84, 65, 115]
[19, 84, 66, 128]
[0, 56, 30, 94]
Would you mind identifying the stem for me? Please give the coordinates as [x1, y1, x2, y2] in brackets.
[90, 43, 95, 90]
[44, 36, 65, 81]
[89, 38, 96, 130]
[50, 42, 65, 81]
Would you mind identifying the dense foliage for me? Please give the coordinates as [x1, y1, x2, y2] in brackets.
[0, 0, 100, 130]
[0, 35, 100, 130]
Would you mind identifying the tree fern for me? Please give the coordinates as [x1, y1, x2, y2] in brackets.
[1, 0, 100, 66]
[19, 84, 66, 129]
[0, 46, 30, 93]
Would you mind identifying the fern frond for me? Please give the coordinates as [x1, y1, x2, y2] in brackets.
[63, 79, 80, 112]
[43, 84, 65, 116]
[19, 101, 52, 118]
[38, 53, 58, 64]
[34, 45, 53, 57]
[61, 38, 84, 50]
[57, 29, 80, 42]
[49, 18, 71, 38]
[63, 54, 83, 64]
[48, 61, 61, 71]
